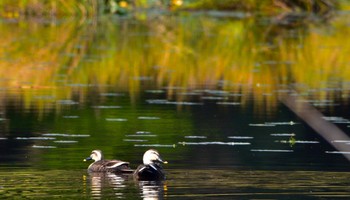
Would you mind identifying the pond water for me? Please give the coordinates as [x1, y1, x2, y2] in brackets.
[1, 10, 350, 199]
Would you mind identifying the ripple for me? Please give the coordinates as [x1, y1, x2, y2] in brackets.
[53, 140, 78, 144]
[251, 149, 293, 153]
[136, 131, 152, 134]
[125, 134, 157, 137]
[227, 136, 254, 139]
[56, 100, 79, 105]
[249, 123, 275, 127]
[146, 99, 203, 106]
[16, 137, 56, 140]
[100, 93, 125, 97]
[42, 133, 90, 137]
[63, 116, 79, 119]
[138, 116, 160, 120]
[32, 145, 56, 149]
[92, 105, 121, 109]
[145, 90, 165, 94]
[178, 141, 250, 146]
[271, 133, 296, 137]
[105, 118, 128, 122]
[216, 102, 241, 106]
[332, 140, 350, 143]
[123, 139, 148, 142]
[322, 116, 350, 124]
[134, 144, 176, 148]
[184, 136, 207, 139]
[325, 151, 350, 155]
[249, 121, 298, 127]
[277, 140, 319, 144]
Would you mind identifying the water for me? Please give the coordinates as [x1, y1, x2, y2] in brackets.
[1, 11, 350, 199]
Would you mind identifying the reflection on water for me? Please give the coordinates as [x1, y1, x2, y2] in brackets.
[1, 169, 349, 199]
[1, 9, 350, 200]
[137, 181, 166, 200]
[85, 172, 130, 199]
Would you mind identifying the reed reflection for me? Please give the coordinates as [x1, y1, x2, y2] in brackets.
[137, 181, 167, 200]
[86, 172, 130, 199]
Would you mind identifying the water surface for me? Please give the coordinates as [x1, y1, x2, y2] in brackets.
[1, 11, 350, 199]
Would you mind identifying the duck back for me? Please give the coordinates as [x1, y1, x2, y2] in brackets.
[88, 160, 132, 173]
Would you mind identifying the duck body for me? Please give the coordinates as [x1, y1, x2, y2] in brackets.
[134, 163, 165, 181]
[134, 149, 167, 181]
[87, 159, 132, 173]
[84, 150, 133, 173]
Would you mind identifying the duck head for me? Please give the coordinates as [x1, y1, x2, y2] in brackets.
[84, 149, 103, 162]
[143, 149, 168, 165]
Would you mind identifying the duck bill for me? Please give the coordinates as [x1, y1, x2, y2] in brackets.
[157, 158, 168, 164]
[84, 157, 92, 162]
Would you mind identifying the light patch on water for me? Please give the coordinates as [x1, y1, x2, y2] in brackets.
[63, 116, 79, 119]
[204, 89, 229, 96]
[178, 141, 250, 146]
[105, 118, 128, 122]
[138, 116, 161, 120]
[201, 96, 226, 100]
[325, 151, 350, 155]
[332, 140, 350, 143]
[92, 105, 121, 109]
[250, 121, 298, 127]
[136, 131, 152, 134]
[227, 136, 254, 139]
[251, 149, 293, 153]
[42, 133, 90, 137]
[0, 137, 7, 140]
[100, 93, 125, 97]
[249, 123, 276, 127]
[270, 133, 296, 137]
[266, 121, 298, 125]
[32, 145, 56, 149]
[34, 95, 55, 100]
[322, 116, 350, 124]
[125, 134, 157, 137]
[145, 90, 165, 94]
[66, 83, 94, 87]
[146, 99, 204, 106]
[184, 136, 207, 139]
[132, 76, 153, 81]
[277, 140, 319, 144]
[216, 102, 241, 106]
[123, 139, 148, 142]
[53, 140, 78, 144]
[57, 100, 79, 105]
[16, 137, 56, 140]
[134, 144, 176, 148]
[178, 92, 201, 96]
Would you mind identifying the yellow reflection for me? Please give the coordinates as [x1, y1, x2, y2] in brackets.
[0, 15, 350, 115]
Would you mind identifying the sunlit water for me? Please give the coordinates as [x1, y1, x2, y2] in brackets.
[1, 11, 350, 199]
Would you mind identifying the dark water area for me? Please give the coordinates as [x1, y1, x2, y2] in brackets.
[1, 10, 350, 199]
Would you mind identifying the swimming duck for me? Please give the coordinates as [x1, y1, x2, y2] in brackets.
[84, 149, 133, 173]
[134, 149, 168, 181]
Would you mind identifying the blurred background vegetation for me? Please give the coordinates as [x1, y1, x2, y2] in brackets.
[0, 0, 349, 17]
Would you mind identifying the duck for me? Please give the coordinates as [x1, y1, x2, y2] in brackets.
[134, 149, 168, 181]
[84, 149, 133, 173]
